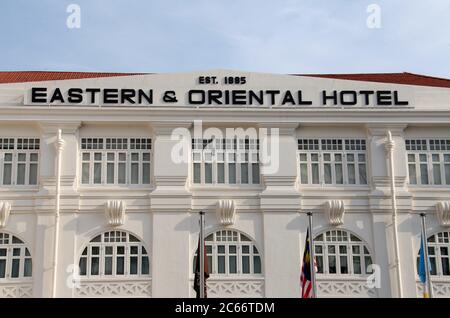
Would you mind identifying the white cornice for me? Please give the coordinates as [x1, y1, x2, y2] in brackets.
[39, 121, 82, 134]
[1, 109, 450, 126]
[151, 121, 192, 134]
[366, 124, 408, 136]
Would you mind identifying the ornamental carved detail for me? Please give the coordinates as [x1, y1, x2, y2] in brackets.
[317, 279, 377, 298]
[105, 200, 126, 226]
[216, 200, 236, 226]
[324, 200, 345, 226]
[75, 280, 151, 298]
[0, 201, 11, 228]
[436, 201, 450, 227]
[416, 281, 450, 298]
[206, 279, 264, 298]
[0, 283, 33, 298]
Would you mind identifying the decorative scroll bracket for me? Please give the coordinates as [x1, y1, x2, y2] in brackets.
[0, 201, 11, 228]
[216, 200, 236, 226]
[436, 201, 450, 227]
[324, 200, 345, 226]
[105, 200, 126, 226]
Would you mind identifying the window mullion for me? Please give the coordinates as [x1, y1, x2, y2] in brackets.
[428, 153, 433, 185]
[127, 152, 131, 185]
[225, 243, 229, 275]
[0, 152, 4, 185]
[415, 154, 420, 185]
[319, 152, 324, 186]
[348, 243, 353, 275]
[12, 153, 17, 186]
[139, 151, 143, 185]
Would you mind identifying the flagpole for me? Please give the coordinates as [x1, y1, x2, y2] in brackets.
[199, 211, 205, 299]
[420, 213, 433, 298]
[307, 212, 317, 298]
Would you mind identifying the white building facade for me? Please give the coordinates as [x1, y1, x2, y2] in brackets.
[0, 70, 449, 298]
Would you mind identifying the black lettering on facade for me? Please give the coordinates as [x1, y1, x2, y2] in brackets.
[188, 90, 205, 104]
[265, 90, 280, 105]
[248, 90, 264, 105]
[340, 91, 357, 105]
[67, 88, 83, 103]
[138, 89, 153, 104]
[31, 87, 47, 103]
[359, 90, 374, 105]
[322, 90, 338, 105]
[120, 89, 136, 104]
[49, 88, 65, 103]
[393, 91, 409, 105]
[281, 90, 296, 105]
[377, 91, 392, 105]
[297, 91, 312, 105]
[208, 90, 223, 105]
[231, 90, 246, 105]
[85, 88, 101, 104]
[103, 89, 119, 104]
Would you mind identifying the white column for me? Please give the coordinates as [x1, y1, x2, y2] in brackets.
[51, 129, 65, 297]
[259, 123, 301, 297]
[150, 122, 193, 297]
[384, 131, 403, 298]
[35, 122, 81, 297]
[366, 125, 412, 298]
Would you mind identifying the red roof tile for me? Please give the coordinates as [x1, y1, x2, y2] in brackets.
[0, 71, 147, 84]
[0, 71, 449, 88]
[297, 72, 450, 88]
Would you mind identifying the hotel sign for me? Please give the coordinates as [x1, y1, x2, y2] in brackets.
[26, 75, 409, 107]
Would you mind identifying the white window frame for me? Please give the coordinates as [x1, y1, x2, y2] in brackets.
[191, 138, 260, 186]
[78, 230, 150, 279]
[417, 231, 450, 278]
[0, 138, 40, 187]
[80, 137, 152, 187]
[406, 139, 450, 186]
[297, 138, 368, 186]
[193, 229, 263, 277]
[0, 232, 33, 282]
[314, 229, 373, 277]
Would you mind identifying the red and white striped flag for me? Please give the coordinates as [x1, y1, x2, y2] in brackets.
[300, 229, 317, 298]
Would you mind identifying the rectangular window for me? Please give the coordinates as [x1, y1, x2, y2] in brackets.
[193, 163, 201, 183]
[406, 139, 450, 186]
[192, 138, 260, 185]
[204, 163, 213, 184]
[80, 138, 151, 186]
[1, 138, 40, 186]
[252, 163, 260, 184]
[298, 138, 367, 186]
[217, 163, 225, 183]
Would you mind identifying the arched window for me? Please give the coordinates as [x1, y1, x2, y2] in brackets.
[417, 231, 450, 277]
[314, 230, 373, 275]
[0, 232, 32, 280]
[79, 230, 150, 278]
[193, 229, 262, 275]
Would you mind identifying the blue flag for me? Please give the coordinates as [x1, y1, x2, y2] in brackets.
[418, 235, 426, 284]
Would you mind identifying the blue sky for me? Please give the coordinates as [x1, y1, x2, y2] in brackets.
[0, 0, 449, 77]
